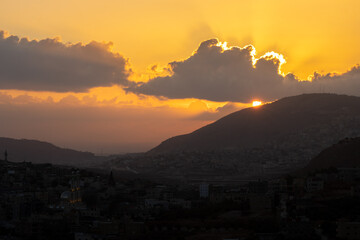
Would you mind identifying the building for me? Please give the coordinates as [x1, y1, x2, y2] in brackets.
[337, 220, 360, 240]
[199, 183, 210, 198]
[306, 177, 324, 192]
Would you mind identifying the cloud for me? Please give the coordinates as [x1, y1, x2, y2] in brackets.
[308, 65, 360, 95]
[127, 39, 360, 103]
[0, 31, 131, 92]
[126, 39, 290, 102]
[2, 31, 360, 103]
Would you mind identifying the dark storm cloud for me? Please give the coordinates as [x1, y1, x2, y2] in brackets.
[0, 31, 131, 92]
[127, 39, 360, 102]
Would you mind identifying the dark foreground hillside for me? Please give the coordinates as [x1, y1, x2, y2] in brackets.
[304, 137, 360, 172]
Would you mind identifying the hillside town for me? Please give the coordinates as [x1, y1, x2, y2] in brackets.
[109, 113, 360, 182]
[1, 149, 360, 240]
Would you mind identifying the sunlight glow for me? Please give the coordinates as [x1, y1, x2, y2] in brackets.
[252, 101, 262, 107]
[216, 41, 230, 51]
[262, 51, 286, 66]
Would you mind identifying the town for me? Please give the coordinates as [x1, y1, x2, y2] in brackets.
[1, 150, 360, 240]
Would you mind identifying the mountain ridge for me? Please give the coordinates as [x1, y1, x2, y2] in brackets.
[106, 93, 360, 180]
[0, 137, 105, 167]
[149, 93, 360, 154]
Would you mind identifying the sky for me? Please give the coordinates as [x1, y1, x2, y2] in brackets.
[1, 0, 360, 154]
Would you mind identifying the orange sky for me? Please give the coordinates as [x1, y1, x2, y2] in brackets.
[1, 0, 360, 153]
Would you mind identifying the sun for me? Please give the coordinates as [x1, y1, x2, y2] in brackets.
[252, 101, 262, 107]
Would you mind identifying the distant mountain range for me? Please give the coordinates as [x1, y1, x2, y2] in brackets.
[0, 137, 105, 167]
[110, 94, 360, 180]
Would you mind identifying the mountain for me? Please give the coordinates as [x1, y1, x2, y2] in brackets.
[112, 93, 360, 180]
[304, 137, 360, 172]
[0, 137, 104, 167]
[150, 94, 360, 154]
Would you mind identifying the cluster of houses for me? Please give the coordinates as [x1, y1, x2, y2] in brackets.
[1, 152, 360, 239]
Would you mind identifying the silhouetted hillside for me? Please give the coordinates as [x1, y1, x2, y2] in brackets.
[0, 137, 104, 167]
[109, 94, 360, 180]
[304, 137, 360, 172]
[150, 94, 360, 154]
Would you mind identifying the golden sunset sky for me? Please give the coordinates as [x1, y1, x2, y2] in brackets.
[1, 0, 360, 153]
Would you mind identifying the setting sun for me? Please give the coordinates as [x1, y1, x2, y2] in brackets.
[252, 101, 262, 107]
